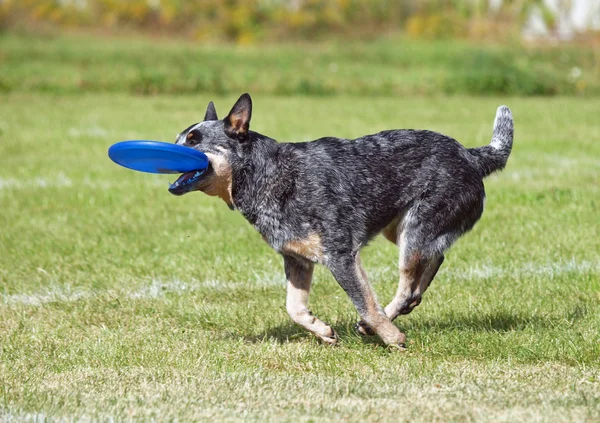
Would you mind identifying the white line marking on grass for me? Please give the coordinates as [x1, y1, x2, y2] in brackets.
[127, 279, 238, 299]
[1, 286, 91, 307]
[128, 274, 284, 299]
[2, 273, 284, 307]
[0, 410, 49, 422]
[442, 259, 600, 281]
[0, 409, 100, 423]
[2, 260, 596, 307]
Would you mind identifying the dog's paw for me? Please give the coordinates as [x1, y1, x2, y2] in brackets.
[315, 326, 338, 346]
[354, 320, 375, 337]
[398, 296, 422, 315]
[388, 342, 408, 352]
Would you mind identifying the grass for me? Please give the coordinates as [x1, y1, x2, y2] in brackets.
[0, 32, 599, 96]
[0, 91, 599, 422]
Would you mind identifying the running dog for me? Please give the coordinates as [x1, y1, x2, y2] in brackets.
[170, 94, 514, 349]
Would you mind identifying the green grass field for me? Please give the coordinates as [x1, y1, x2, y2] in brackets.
[1, 93, 598, 422]
[1, 34, 599, 422]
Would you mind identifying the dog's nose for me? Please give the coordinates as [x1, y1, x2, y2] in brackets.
[168, 185, 187, 196]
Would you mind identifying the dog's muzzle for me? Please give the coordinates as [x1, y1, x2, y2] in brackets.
[168, 168, 208, 196]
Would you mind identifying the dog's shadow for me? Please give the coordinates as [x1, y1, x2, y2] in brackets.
[241, 320, 385, 345]
[405, 309, 567, 332]
[239, 309, 579, 345]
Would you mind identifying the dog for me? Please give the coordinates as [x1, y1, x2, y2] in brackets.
[170, 94, 513, 349]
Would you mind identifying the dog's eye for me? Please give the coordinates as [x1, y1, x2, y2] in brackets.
[186, 130, 202, 146]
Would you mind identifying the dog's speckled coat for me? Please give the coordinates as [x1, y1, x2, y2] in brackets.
[172, 94, 514, 348]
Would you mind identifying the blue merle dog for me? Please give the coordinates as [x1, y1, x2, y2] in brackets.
[170, 94, 514, 349]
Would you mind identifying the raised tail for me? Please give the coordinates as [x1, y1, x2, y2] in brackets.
[468, 106, 514, 178]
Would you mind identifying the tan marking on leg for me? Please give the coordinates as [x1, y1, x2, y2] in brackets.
[285, 257, 337, 345]
[359, 231, 425, 334]
[282, 232, 324, 262]
[354, 254, 379, 315]
[405, 254, 444, 311]
[353, 254, 406, 347]
[384, 250, 424, 321]
[200, 152, 233, 207]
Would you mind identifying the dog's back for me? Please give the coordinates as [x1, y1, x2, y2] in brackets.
[277, 125, 499, 252]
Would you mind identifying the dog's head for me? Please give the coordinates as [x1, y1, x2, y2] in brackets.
[169, 93, 253, 206]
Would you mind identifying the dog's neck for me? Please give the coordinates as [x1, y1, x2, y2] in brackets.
[229, 134, 285, 226]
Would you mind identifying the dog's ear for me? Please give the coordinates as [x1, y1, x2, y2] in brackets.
[224, 93, 252, 141]
[204, 101, 218, 121]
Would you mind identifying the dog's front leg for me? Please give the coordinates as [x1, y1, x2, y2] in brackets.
[284, 255, 338, 345]
[329, 252, 407, 349]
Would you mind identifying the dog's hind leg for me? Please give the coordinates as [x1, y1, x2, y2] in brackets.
[329, 252, 407, 349]
[386, 251, 444, 318]
[356, 225, 445, 336]
[284, 255, 338, 345]
[358, 185, 483, 337]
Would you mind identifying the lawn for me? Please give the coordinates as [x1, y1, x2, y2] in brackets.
[0, 36, 599, 422]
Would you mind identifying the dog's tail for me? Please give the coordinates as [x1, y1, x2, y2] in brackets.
[468, 106, 514, 178]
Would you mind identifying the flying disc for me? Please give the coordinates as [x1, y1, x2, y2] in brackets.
[108, 140, 209, 174]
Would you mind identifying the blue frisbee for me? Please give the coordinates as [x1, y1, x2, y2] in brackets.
[108, 140, 209, 174]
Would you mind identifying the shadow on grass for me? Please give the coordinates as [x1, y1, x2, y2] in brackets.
[236, 308, 586, 345]
[237, 320, 386, 346]
[402, 309, 569, 333]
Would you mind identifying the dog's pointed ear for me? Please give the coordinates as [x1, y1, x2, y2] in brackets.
[204, 101, 218, 121]
[224, 93, 252, 141]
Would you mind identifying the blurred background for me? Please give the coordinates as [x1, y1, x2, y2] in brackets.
[1, 0, 599, 97]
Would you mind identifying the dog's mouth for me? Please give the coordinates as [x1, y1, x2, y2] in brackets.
[168, 166, 211, 196]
